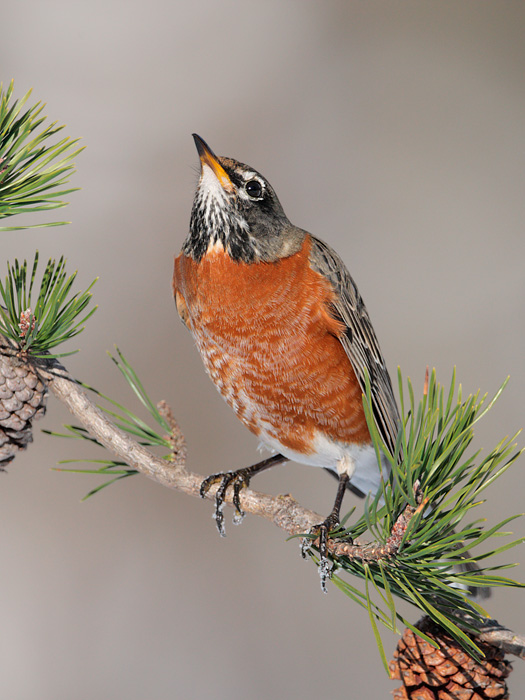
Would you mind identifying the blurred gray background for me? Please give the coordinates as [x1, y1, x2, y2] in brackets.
[2, 2, 525, 698]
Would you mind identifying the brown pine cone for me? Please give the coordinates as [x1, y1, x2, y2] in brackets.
[0, 340, 48, 468]
[390, 616, 512, 699]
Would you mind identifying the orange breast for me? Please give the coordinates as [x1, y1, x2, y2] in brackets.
[173, 236, 371, 455]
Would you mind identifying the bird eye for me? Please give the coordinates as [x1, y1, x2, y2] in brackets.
[245, 179, 263, 199]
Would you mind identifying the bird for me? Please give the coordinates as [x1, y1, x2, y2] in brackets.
[172, 134, 402, 591]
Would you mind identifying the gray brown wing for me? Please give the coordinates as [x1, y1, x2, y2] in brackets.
[309, 234, 400, 459]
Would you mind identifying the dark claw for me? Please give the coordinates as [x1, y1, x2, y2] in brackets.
[232, 474, 250, 523]
[200, 469, 252, 536]
[200, 455, 287, 537]
[302, 515, 353, 593]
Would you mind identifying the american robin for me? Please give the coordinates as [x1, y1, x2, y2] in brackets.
[173, 135, 400, 590]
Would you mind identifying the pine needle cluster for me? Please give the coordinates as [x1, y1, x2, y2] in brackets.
[326, 369, 523, 666]
[0, 81, 83, 229]
[0, 253, 97, 357]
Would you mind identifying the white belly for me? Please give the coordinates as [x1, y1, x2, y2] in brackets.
[259, 426, 391, 498]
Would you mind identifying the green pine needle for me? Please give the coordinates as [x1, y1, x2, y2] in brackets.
[326, 368, 524, 661]
[0, 252, 97, 357]
[53, 461, 137, 501]
[0, 80, 83, 229]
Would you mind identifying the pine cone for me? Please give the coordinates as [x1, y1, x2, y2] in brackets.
[0, 341, 48, 468]
[390, 616, 512, 699]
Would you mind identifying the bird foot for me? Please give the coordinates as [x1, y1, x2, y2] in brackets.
[200, 468, 252, 536]
[301, 514, 352, 593]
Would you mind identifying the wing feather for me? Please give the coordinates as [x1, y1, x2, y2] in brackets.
[309, 234, 400, 459]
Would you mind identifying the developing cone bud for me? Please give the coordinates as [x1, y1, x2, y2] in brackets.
[18, 308, 36, 339]
[390, 616, 511, 699]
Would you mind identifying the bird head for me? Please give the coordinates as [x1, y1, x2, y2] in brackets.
[183, 135, 304, 263]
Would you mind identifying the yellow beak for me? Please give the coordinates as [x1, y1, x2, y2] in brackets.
[192, 134, 234, 193]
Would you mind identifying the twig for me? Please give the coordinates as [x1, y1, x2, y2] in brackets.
[326, 486, 426, 561]
[157, 399, 187, 465]
[454, 613, 525, 661]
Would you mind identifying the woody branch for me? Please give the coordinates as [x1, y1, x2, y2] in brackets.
[2, 344, 524, 660]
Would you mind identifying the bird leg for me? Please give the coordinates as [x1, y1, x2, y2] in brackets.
[200, 454, 289, 536]
[302, 472, 351, 593]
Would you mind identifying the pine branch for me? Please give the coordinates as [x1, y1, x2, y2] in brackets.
[0, 338, 523, 663]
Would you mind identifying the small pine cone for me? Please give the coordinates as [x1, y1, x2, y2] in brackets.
[390, 616, 512, 699]
[0, 345, 48, 468]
